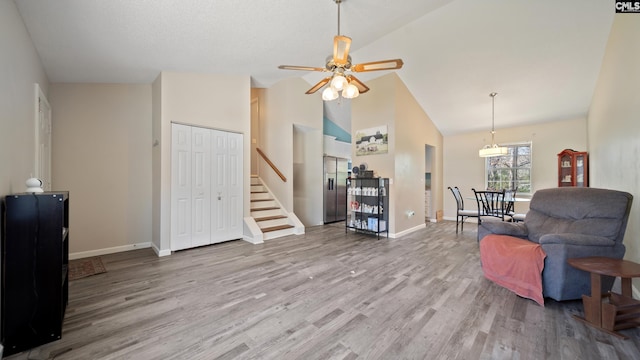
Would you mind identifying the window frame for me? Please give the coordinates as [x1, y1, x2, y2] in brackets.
[484, 141, 533, 194]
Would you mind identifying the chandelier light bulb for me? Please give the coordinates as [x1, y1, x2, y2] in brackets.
[322, 86, 339, 101]
[330, 75, 347, 91]
[342, 83, 359, 99]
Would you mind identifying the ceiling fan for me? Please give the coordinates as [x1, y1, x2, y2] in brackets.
[278, 0, 404, 101]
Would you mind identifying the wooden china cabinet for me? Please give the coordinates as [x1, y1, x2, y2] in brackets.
[558, 149, 588, 187]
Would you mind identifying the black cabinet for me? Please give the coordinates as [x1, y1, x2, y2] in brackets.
[2, 192, 69, 356]
[346, 178, 389, 238]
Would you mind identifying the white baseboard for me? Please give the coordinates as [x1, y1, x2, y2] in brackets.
[390, 223, 426, 238]
[151, 242, 172, 257]
[242, 235, 263, 244]
[243, 216, 264, 244]
[69, 242, 152, 260]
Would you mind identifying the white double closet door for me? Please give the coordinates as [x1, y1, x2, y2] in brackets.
[171, 123, 243, 251]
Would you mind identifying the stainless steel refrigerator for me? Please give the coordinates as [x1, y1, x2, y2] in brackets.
[324, 156, 348, 223]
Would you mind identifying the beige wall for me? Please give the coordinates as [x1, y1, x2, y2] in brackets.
[293, 124, 324, 226]
[49, 84, 152, 257]
[250, 88, 263, 176]
[0, 1, 50, 330]
[352, 73, 444, 235]
[0, 0, 49, 196]
[393, 75, 444, 234]
[260, 77, 323, 211]
[352, 75, 397, 233]
[151, 73, 163, 256]
[351, 75, 396, 177]
[443, 117, 587, 219]
[588, 15, 640, 290]
[153, 72, 251, 254]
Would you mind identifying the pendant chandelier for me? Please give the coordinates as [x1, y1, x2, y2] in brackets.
[479, 92, 509, 157]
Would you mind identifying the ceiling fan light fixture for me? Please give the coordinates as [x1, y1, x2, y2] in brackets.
[322, 86, 339, 101]
[342, 83, 359, 99]
[330, 74, 348, 91]
[278, 0, 403, 100]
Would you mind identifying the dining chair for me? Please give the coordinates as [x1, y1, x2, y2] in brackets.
[504, 188, 516, 216]
[448, 186, 479, 233]
[472, 188, 508, 223]
[511, 213, 526, 222]
[503, 188, 528, 222]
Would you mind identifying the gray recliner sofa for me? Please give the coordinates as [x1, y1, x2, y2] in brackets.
[478, 187, 633, 302]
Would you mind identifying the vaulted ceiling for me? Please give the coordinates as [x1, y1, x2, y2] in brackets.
[15, 0, 614, 135]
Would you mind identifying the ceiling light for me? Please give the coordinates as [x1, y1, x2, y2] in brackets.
[479, 144, 509, 157]
[330, 74, 348, 91]
[479, 92, 509, 157]
[322, 86, 339, 101]
[342, 83, 359, 99]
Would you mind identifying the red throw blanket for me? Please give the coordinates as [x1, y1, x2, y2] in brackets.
[479, 234, 547, 306]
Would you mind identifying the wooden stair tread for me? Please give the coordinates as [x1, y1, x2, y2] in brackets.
[261, 224, 294, 233]
[251, 191, 268, 194]
[254, 215, 287, 222]
[251, 206, 280, 211]
[251, 198, 274, 202]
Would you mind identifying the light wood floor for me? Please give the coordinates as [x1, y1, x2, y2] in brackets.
[8, 221, 640, 360]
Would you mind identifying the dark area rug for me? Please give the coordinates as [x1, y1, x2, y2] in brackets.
[68, 256, 106, 281]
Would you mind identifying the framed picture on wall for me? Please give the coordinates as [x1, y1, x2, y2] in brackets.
[355, 125, 388, 156]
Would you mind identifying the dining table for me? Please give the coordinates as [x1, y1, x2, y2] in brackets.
[466, 195, 530, 222]
[465, 196, 531, 202]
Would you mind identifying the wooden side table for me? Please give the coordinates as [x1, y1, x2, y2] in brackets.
[567, 256, 640, 339]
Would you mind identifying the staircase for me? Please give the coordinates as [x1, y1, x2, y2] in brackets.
[248, 176, 304, 241]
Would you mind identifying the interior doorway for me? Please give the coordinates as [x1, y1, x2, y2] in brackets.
[425, 144, 435, 222]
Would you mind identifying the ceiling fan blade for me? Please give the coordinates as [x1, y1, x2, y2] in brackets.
[278, 65, 325, 72]
[352, 59, 404, 72]
[306, 77, 331, 94]
[333, 35, 352, 66]
[347, 75, 370, 94]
